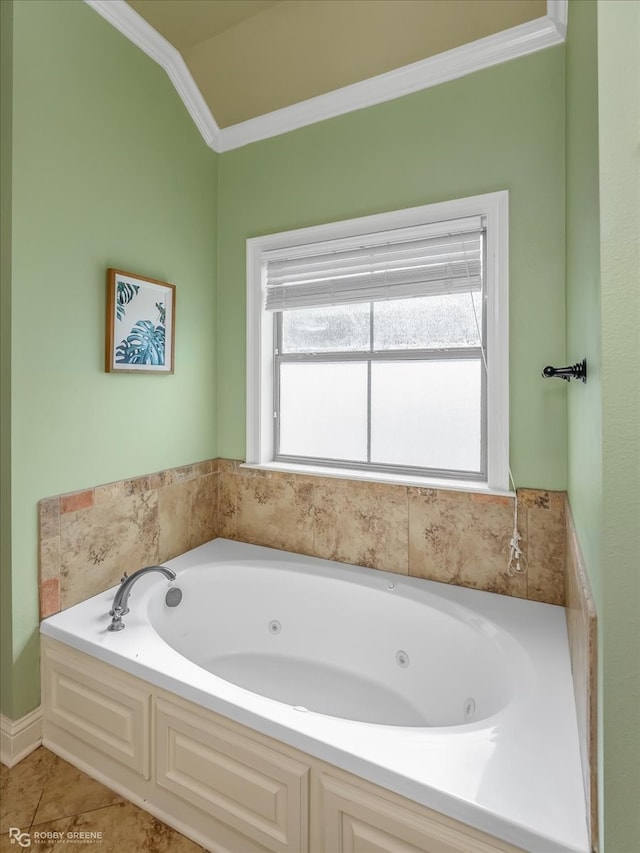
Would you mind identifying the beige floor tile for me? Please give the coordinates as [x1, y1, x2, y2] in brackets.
[32, 755, 123, 825]
[1, 749, 205, 852]
[27, 802, 204, 853]
[0, 747, 57, 833]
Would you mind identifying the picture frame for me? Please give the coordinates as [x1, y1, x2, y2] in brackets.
[105, 269, 175, 374]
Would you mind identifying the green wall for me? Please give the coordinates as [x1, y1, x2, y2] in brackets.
[597, 2, 640, 851]
[4, 0, 218, 718]
[565, 4, 604, 848]
[566, 1, 640, 850]
[565, 0, 602, 604]
[1, 0, 15, 718]
[216, 48, 567, 490]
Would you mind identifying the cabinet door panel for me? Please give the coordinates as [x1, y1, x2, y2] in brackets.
[43, 644, 150, 777]
[156, 697, 309, 853]
[316, 773, 523, 853]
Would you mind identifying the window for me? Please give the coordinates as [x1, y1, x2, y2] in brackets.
[247, 192, 509, 490]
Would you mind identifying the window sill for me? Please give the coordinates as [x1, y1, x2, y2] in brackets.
[240, 461, 514, 497]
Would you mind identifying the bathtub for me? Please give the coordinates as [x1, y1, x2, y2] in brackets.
[40, 538, 589, 853]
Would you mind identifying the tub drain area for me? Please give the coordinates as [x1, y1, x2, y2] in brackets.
[201, 653, 430, 726]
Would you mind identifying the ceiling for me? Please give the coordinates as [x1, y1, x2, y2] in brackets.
[126, 0, 547, 129]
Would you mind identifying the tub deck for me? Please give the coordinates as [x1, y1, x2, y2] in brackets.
[40, 538, 590, 853]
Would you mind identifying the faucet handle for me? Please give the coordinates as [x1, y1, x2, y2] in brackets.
[107, 606, 126, 632]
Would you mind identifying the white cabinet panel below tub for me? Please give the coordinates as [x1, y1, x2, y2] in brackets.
[42, 643, 151, 778]
[313, 771, 525, 853]
[155, 696, 309, 853]
[41, 637, 527, 853]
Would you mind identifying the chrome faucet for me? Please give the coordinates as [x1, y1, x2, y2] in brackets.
[108, 565, 176, 631]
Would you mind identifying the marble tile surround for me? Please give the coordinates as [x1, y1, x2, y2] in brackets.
[38, 458, 566, 617]
[218, 461, 566, 605]
[565, 498, 598, 850]
[38, 460, 218, 617]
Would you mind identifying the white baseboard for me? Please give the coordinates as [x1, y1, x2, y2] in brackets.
[0, 707, 43, 767]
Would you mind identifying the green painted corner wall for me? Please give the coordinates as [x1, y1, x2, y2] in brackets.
[5, 0, 218, 718]
[566, 1, 640, 850]
[597, 2, 640, 851]
[565, 4, 604, 848]
[1, 0, 15, 716]
[565, 0, 602, 606]
[216, 47, 567, 490]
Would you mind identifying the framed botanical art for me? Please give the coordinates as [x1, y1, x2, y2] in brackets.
[105, 269, 175, 373]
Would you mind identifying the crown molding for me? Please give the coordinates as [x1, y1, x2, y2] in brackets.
[84, 0, 220, 151]
[547, 0, 569, 38]
[219, 11, 566, 152]
[84, 0, 567, 155]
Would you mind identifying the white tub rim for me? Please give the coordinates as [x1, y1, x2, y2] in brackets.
[40, 538, 589, 853]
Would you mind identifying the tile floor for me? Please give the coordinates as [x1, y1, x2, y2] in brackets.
[0, 747, 204, 852]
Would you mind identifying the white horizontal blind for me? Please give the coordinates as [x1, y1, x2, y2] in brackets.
[265, 217, 484, 312]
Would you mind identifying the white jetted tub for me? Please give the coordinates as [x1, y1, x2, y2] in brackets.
[41, 538, 589, 853]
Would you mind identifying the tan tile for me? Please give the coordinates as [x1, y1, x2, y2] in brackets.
[27, 801, 202, 853]
[60, 490, 94, 514]
[39, 498, 60, 540]
[94, 481, 126, 505]
[565, 500, 598, 847]
[312, 479, 408, 574]
[217, 470, 238, 539]
[216, 458, 242, 475]
[0, 747, 57, 833]
[32, 755, 123, 825]
[60, 492, 159, 609]
[40, 536, 60, 582]
[470, 492, 513, 508]
[235, 473, 315, 554]
[189, 473, 217, 549]
[517, 488, 565, 512]
[40, 578, 61, 619]
[158, 480, 193, 562]
[408, 488, 527, 597]
[192, 460, 212, 477]
[526, 499, 565, 605]
[123, 476, 150, 497]
[412, 487, 438, 502]
[148, 470, 173, 490]
[173, 465, 195, 483]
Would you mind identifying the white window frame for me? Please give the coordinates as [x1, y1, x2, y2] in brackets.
[246, 191, 509, 492]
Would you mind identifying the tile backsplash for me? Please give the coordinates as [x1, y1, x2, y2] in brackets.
[39, 458, 565, 619]
[38, 460, 218, 617]
[38, 459, 565, 617]
[218, 461, 565, 604]
[565, 498, 598, 849]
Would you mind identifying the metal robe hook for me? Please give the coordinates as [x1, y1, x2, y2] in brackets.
[542, 358, 587, 383]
